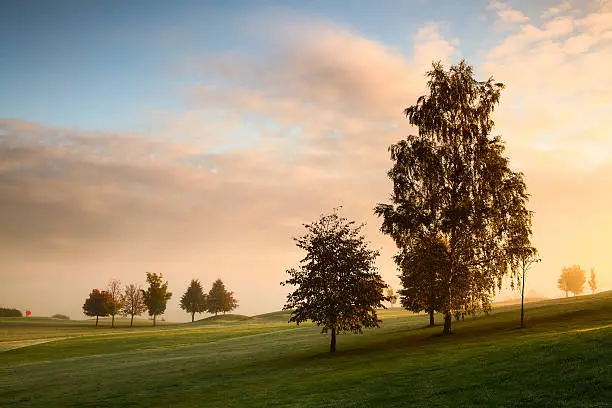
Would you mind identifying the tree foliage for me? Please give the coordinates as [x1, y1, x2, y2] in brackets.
[82, 289, 111, 326]
[180, 279, 208, 322]
[106, 279, 123, 328]
[206, 279, 238, 316]
[122, 283, 147, 328]
[386, 287, 398, 307]
[0, 308, 22, 317]
[558, 265, 586, 297]
[375, 60, 534, 335]
[282, 209, 389, 352]
[396, 234, 448, 327]
[141, 272, 172, 327]
[588, 268, 597, 294]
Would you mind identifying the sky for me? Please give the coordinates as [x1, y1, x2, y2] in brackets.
[1, 0, 611, 322]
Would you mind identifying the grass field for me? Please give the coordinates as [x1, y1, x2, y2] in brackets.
[1, 293, 611, 407]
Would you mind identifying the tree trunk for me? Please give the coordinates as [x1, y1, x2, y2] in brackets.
[565, 291, 568, 297]
[429, 310, 435, 327]
[111, 314, 115, 328]
[520, 267, 526, 328]
[130, 314, 134, 328]
[153, 314, 157, 327]
[330, 327, 337, 353]
[96, 315, 99, 327]
[191, 312, 195, 323]
[215, 311, 218, 316]
[443, 313, 452, 335]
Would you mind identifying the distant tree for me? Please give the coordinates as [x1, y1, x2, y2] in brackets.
[180, 279, 208, 322]
[141, 272, 172, 327]
[122, 283, 147, 328]
[386, 287, 398, 308]
[396, 234, 447, 327]
[51, 314, 70, 320]
[83, 289, 111, 326]
[282, 209, 390, 353]
[222, 291, 238, 314]
[0, 308, 22, 317]
[106, 279, 124, 328]
[588, 268, 597, 294]
[557, 265, 586, 297]
[207, 279, 237, 316]
[375, 60, 534, 335]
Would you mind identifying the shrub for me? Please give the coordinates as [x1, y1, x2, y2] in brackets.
[0, 308, 23, 317]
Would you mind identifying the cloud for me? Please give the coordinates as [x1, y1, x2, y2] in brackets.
[488, 1, 530, 31]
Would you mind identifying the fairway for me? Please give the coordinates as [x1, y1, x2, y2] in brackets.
[1, 293, 611, 408]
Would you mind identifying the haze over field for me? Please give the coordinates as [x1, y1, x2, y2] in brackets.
[1, 0, 611, 321]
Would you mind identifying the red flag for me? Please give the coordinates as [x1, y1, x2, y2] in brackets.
[25, 310, 31, 317]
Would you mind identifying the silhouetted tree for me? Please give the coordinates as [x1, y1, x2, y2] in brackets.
[141, 272, 172, 327]
[222, 291, 238, 314]
[517, 247, 540, 328]
[558, 265, 586, 297]
[282, 209, 389, 352]
[83, 289, 111, 326]
[588, 268, 597, 294]
[122, 283, 146, 328]
[396, 234, 447, 327]
[376, 60, 534, 335]
[386, 287, 398, 308]
[180, 279, 208, 322]
[106, 279, 123, 328]
[207, 279, 237, 316]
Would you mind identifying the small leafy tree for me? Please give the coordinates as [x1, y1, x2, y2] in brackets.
[122, 283, 147, 328]
[386, 287, 398, 308]
[517, 248, 540, 328]
[83, 289, 111, 326]
[396, 234, 447, 327]
[222, 291, 238, 314]
[588, 268, 597, 294]
[207, 279, 237, 316]
[106, 279, 124, 328]
[282, 209, 389, 353]
[558, 265, 586, 297]
[180, 279, 208, 322]
[141, 272, 172, 327]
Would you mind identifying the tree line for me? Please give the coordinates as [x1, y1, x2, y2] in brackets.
[558, 265, 597, 297]
[82, 273, 238, 327]
[282, 60, 541, 352]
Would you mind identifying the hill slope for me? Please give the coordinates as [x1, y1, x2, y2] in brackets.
[1, 292, 611, 407]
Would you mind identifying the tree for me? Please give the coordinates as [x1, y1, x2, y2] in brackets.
[282, 209, 390, 352]
[106, 279, 123, 328]
[122, 283, 146, 328]
[518, 248, 540, 328]
[83, 289, 111, 326]
[180, 279, 208, 322]
[396, 234, 447, 327]
[222, 291, 239, 314]
[375, 60, 534, 335]
[141, 272, 172, 327]
[588, 268, 597, 294]
[386, 287, 398, 308]
[206, 279, 237, 316]
[558, 265, 586, 297]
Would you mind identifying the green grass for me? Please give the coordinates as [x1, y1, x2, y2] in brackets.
[1, 293, 611, 407]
